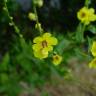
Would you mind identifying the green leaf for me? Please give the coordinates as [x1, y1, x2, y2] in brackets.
[87, 36, 93, 53]
[75, 23, 85, 43]
[0, 73, 9, 84]
[55, 37, 70, 55]
[87, 25, 96, 34]
[0, 53, 10, 71]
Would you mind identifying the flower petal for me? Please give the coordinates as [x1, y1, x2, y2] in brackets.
[47, 37, 58, 45]
[33, 36, 42, 43]
[89, 58, 96, 68]
[32, 44, 41, 51]
[47, 46, 53, 51]
[91, 41, 96, 57]
[43, 46, 53, 52]
[33, 49, 48, 59]
[43, 33, 51, 38]
[89, 8, 95, 14]
[89, 14, 96, 21]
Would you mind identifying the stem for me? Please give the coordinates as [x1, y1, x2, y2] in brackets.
[81, 24, 86, 42]
[85, 0, 91, 7]
[3, 0, 23, 38]
[75, 23, 86, 43]
[33, 4, 43, 35]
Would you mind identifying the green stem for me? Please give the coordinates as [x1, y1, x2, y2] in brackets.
[75, 23, 86, 43]
[81, 24, 86, 42]
[3, 0, 23, 38]
[85, 0, 91, 7]
[33, 4, 43, 35]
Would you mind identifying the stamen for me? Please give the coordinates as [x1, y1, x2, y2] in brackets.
[42, 40, 47, 48]
[81, 12, 86, 18]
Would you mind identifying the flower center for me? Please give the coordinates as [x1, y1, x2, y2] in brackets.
[42, 40, 47, 48]
[81, 12, 86, 18]
[54, 55, 59, 60]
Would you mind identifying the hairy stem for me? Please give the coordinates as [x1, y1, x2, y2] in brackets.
[3, 0, 23, 38]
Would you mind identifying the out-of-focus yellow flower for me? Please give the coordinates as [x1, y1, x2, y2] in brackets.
[28, 13, 36, 21]
[52, 54, 62, 66]
[91, 41, 96, 57]
[89, 58, 96, 68]
[89, 41, 96, 68]
[33, 0, 43, 7]
[77, 7, 96, 25]
[32, 33, 58, 59]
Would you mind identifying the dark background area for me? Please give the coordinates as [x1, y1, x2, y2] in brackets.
[0, 0, 96, 56]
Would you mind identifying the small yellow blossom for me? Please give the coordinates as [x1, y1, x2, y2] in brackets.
[89, 58, 96, 68]
[77, 7, 96, 25]
[52, 54, 62, 66]
[91, 41, 96, 57]
[28, 13, 36, 21]
[32, 33, 58, 59]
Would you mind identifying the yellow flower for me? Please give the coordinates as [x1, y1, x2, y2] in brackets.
[89, 58, 96, 68]
[32, 33, 58, 59]
[52, 54, 62, 66]
[91, 41, 96, 57]
[77, 7, 96, 25]
[28, 13, 36, 21]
